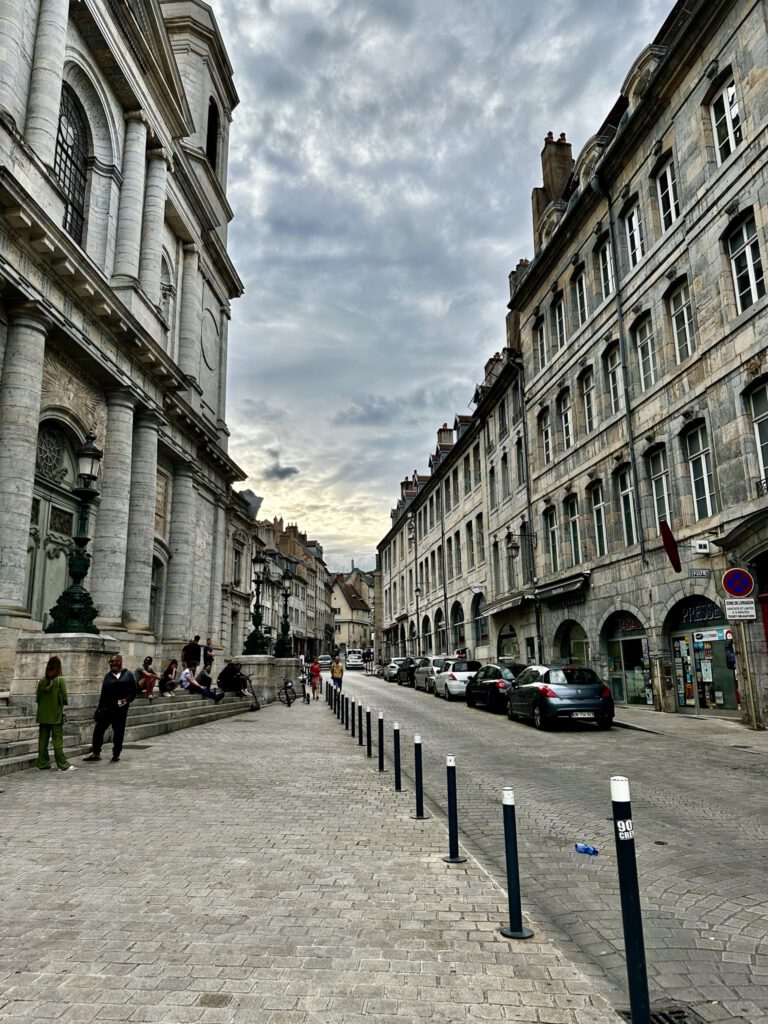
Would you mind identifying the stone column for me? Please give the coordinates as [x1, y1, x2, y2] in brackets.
[208, 498, 226, 643]
[0, 305, 49, 613]
[112, 113, 148, 281]
[177, 243, 202, 380]
[138, 149, 170, 305]
[89, 390, 136, 625]
[0, 0, 24, 126]
[218, 304, 230, 426]
[122, 412, 161, 630]
[163, 462, 195, 644]
[24, 0, 69, 166]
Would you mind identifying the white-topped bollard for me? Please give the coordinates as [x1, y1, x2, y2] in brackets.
[499, 787, 533, 939]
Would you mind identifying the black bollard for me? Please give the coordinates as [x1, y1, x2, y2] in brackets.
[358, 703, 363, 745]
[377, 712, 386, 772]
[442, 754, 466, 863]
[351, 698, 356, 737]
[337, 688, 341, 720]
[366, 708, 372, 758]
[345, 695, 350, 730]
[393, 722, 402, 791]
[411, 735, 429, 819]
[612, 776, 651, 1024]
[499, 787, 533, 939]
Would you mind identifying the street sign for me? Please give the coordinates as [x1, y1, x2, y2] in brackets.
[722, 568, 754, 597]
[689, 568, 711, 578]
[724, 598, 756, 620]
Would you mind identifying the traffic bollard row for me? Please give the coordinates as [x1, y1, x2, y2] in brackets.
[377, 712, 386, 773]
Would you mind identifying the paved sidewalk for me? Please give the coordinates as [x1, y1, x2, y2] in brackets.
[0, 696, 624, 1024]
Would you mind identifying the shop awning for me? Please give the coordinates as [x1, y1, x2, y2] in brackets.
[537, 571, 591, 604]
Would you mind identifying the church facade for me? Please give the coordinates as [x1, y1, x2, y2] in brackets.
[0, 0, 252, 685]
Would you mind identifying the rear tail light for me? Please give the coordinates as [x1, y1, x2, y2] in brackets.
[601, 686, 612, 699]
[495, 680, 507, 690]
[538, 685, 558, 698]
[448, 673, 458, 681]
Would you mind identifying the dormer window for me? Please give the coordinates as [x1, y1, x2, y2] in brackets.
[206, 98, 220, 170]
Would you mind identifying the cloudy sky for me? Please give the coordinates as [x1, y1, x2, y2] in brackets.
[212, 0, 673, 571]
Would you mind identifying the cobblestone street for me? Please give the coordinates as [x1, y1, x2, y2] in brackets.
[0, 697, 622, 1024]
[337, 675, 768, 1023]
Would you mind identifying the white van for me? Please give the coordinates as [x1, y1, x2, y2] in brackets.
[345, 649, 364, 669]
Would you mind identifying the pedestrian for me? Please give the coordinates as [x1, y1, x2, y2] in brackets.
[134, 656, 159, 700]
[203, 637, 214, 672]
[83, 654, 137, 764]
[36, 656, 77, 772]
[187, 635, 202, 667]
[331, 654, 344, 692]
[180, 637, 193, 667]
[309, 657, 322, 700]
[180, 663, 224, 702]
[159, 659, 179, 697]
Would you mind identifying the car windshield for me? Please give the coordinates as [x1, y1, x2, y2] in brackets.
[548, 668, 602, 686]
[433, 659, 446, 671]
[451, 661, 482, 673]
[500, 667, 515, 681]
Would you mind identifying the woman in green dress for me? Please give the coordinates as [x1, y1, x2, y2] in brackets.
[36, 656, 77, 772]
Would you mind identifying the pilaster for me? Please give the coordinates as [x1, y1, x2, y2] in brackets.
[138, 149, 171, 304]
[24, 0, 70, 165]
[209, 497, 227, 644]
[177, 244, 201, 380]
[122, 411, 162, 630]
[162, 461, 196, 644]
[0, 0, 24, 126]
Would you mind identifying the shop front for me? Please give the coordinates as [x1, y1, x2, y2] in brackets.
[602, 611, 652, 706]
[553, 619, 590, 665]
[497, 623, 521, 666]
[666, 596, 739, 715]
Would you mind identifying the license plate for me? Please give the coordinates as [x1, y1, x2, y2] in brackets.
[572, 711, 594, 719]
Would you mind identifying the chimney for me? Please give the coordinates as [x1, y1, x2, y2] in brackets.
[531, 132, 573, 249]
[437, 422, 454, 447]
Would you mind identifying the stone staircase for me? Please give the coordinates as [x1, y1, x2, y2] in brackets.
[0, 690, 252, 776]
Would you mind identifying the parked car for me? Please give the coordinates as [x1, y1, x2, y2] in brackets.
[465, 663, 527, 712]
[396, 656, 419, 686]
[506, 664, 614, 730]
[414, 656, 448, 693]
[384, 658, 404, 681]
[345, 649, 364, 669]
[317, 655, 332, 671]
[433, 660, 482, 700]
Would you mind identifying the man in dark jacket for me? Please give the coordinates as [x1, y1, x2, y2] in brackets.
[83, 654, 137, 763]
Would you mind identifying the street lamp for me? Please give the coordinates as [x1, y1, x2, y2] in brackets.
[274, 570, 293, 657]
[243, 552, 269, 654]
[45, 432, 103, 633]
[414, 584, 421, 657]
[505, 527, 543, 664]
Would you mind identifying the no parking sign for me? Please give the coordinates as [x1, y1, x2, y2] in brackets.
[721, 568, 754, 598]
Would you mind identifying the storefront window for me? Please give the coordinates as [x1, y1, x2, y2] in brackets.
[604, 612, 651, 705]
[668, 597, 738, 713]
[497, 624, 520, 665]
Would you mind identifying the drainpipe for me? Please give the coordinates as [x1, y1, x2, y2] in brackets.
[591, 172, 649, 568]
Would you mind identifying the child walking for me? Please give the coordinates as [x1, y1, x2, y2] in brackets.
[36, 656, 77, 772]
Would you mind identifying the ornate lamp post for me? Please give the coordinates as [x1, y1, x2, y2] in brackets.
[45, 433, 103, 633]
[243, 552, 269, 655]
[274, 570, 293, 657]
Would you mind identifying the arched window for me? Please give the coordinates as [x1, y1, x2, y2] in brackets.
[54, 84, 89, 244]
[450, 602, 465, 651]
[434, 607, 446, 652]
[471, 593, 489, 646]
[206, 97, 220, 169]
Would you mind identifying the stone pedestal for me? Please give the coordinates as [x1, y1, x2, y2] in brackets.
[10, 632, 117, 710]
[236, 656, 300, 705]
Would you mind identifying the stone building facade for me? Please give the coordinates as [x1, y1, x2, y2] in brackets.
[378, 0, 768, 727]
[0, 0, 251, 686]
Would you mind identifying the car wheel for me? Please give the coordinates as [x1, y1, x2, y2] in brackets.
[506, 701, 516, 721]
[397, 678, 402, 686]
[596, 717, 613, 730]
[466, 693, 476, 708]
[444, 688, 451, 701]
[532, 704, 548, 730]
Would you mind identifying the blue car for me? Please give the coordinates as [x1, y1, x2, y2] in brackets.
[506, 664, 614, 730]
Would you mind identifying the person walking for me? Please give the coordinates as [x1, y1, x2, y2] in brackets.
[331, 654, 344, 692]
[309, 657, 322, 700]
[159, 659, 179, 696]
[36, 656, 76, 772]
[83, 654, 137, 764]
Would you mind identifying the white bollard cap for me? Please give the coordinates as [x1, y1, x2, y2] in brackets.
[610, 776, 630, 802]
[503, 787, 515, 805]
[366, 706, 370, 712]
[394, 722, 399, 730]
[446, 753, 456, 767]
[414, 734, 422, 744]
[378, 711, 383, 719]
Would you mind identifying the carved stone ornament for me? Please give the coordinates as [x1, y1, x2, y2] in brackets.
[41, 349, 107, 438]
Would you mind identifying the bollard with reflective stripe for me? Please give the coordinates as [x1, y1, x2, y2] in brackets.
[351, 698, 356, 737]
[411, 735, 429, 819]
[611, 776, 651, 1024]
[393, 722, 402, 791]
[377, 712, 386, 772]
[499, 788, 533, 939]
[442, 754, 466, 863]
[358, 703, 363, 745]
[366, 708, 372, 758]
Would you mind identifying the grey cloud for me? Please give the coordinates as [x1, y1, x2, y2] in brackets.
[262, 459, 300, 481]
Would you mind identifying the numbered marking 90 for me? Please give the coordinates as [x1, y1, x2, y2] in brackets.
[617, 819, 634, 840]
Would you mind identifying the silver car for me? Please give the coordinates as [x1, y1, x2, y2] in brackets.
[385, 658, 405, 682]
[414, 656, 448, 693]
[433, 660, 482, 700]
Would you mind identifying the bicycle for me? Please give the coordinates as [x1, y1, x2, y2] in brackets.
[278, 677, 298, 706]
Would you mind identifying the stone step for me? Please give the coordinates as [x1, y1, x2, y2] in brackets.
[0, 738, 39, 758]
[0, 724, 38, 743]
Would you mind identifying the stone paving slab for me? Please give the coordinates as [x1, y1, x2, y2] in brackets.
[0, 698, 623, 1023]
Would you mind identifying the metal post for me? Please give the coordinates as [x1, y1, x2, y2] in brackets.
[366, 708, 372, 758]
[358, 703, 363, 745]
[377, 712, 386, 772]
[351, 698, 356, 737]
[393, 722, 401, 791]
[611, 776, 651, 1024]
[499, 788, 533, 939]
[442, 754, 466, 863]
[345, 695, 349, 730]
[411, 735, 429, 819]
